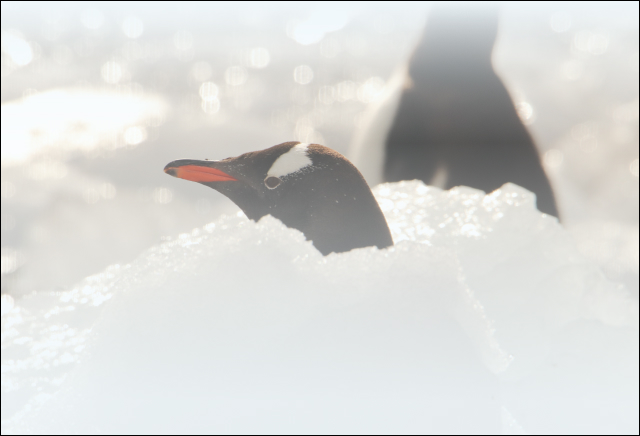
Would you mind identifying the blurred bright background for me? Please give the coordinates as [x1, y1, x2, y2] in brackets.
[1, 1, 638, 296]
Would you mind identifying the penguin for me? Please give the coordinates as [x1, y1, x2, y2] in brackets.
[350, 7, 559, 218]
[164, 141, 394, 255]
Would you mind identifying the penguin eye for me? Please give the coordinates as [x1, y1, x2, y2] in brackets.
[264, 176, 282, 189]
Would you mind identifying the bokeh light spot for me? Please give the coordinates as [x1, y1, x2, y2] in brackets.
[318, 86, 335, 105]
[122, 16, 144, 39]
[101, 61, 123, 84]
[1, 32, 33, 66]
[83, 187, 100, 204]
[357, 77, 385, 103]
[543, 149, 564, 170]
[123, 126, 147, 146]
[550, 11, 571, 33]
[248, 47, 270, 69]
[293, 65, 313, 85]
[153, 187, 173, 204]
[1, 248, 23, 275]
[574, 31, 609, 55]
[516, 102, 535, 125]
[199, 82, 219, 101]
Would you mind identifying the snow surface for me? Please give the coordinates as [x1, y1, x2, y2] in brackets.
[2, 181, 638, 434]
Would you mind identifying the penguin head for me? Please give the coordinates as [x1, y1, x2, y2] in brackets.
[164, 141, 393, 255]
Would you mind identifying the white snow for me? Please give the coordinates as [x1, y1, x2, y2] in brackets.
[267, 142, 312, 178]
[1, 181, 637, 434]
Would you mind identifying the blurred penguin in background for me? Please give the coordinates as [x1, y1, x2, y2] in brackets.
[350, 6, 559, 218]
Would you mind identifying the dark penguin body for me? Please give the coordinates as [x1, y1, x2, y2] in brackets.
[165, 142, 393, 255]
[384, 7, 559, 218]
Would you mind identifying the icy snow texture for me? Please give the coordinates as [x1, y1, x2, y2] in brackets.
[2, 182, 638, 434]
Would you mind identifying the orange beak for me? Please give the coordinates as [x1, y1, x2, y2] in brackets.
[164, 164, 237, 182]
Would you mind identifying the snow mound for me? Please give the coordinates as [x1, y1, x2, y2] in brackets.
[2, 182, 638, 434]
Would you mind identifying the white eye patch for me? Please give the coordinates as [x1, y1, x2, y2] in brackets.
[267, 142, 312, 178]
